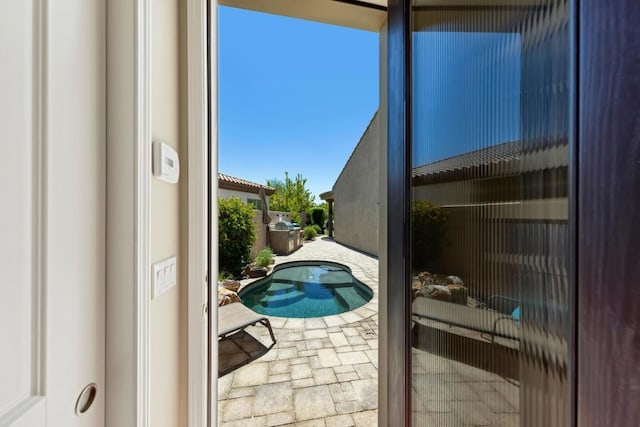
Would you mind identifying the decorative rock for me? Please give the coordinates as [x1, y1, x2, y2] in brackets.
[220, 279, 241, 293]
[415, 284, 452, 302]
[218, 287, 241, 306]
[242, 265, 268, 278]
[417, 271, 441, 287]
[412, 271, 468, 304]
[447, 275, 464, 286]
[248, 266, 268, 278]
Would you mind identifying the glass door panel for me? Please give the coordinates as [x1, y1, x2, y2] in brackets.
[410, 2, 570, 426]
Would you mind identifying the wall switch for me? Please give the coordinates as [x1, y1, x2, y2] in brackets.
[152, 256, 177, 299]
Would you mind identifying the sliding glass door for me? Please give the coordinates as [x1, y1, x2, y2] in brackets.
[409, 2, 571, 425]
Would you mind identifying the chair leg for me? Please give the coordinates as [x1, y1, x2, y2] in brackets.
[260, 319, 276, 344]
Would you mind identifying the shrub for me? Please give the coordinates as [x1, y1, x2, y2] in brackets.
[311, 207, 327, 230]
[291, 212, 301, 225]
[312, 224, 322, 235]
[218, 197, 256, 276]
[305, 208, 314, 226]
[217, 271, 232, 282]
[303, 225, 317, 240]
[255, 247, 274, 268]
[411, 200, 448, 271]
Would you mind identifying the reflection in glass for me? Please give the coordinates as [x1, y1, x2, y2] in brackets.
[410, 2, 569, 426]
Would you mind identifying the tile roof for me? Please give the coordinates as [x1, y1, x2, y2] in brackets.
[218, 173, 275, 195]
[411, 139, 568, 185]
[412, 140, 521, 181]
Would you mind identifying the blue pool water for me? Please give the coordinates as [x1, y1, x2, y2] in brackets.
[239, 262, 373, 318]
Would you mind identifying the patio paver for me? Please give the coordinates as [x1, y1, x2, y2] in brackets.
[218, 238, 379, 426]
[218, 237, 520, 426]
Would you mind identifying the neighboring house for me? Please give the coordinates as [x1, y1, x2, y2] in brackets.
[218, 173, 276, 256]
[218, 172, 274, 211]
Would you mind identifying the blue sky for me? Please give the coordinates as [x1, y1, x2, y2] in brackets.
[218, 6, 379, 202]
[412, 32, 521, 166]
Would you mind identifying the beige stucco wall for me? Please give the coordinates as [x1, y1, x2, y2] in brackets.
[252, 210, 268, 257]
[149, 0, 186, 425]
[250, 210, 295, 257]
[333, 112, 381, 256]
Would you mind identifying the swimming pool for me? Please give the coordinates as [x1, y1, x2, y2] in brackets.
[238, 261, 373, 318]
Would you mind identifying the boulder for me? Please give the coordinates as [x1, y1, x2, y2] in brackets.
[218, 287, 241, 307]
[220, 279, 241, 293]
[447, 275, 464, 286]
[417, 271, 441, 287]
[415, 284, 452, 302]
[412, 271, 467, 304]
[242, 265, 269, 278]
[248, 266, 268, 278]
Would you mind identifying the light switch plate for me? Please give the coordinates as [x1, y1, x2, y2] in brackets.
[152, 256, 177, 299]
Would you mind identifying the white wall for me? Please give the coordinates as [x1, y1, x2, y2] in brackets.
[218, 188, 270, 209]
[106, 0, 136, 422]
[150, 0, 186, 424]
[107, 0, 190, 424]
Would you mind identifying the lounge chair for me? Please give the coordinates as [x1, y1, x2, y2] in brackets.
[218, 302, 276, 345]
[412, 297, 519, 342]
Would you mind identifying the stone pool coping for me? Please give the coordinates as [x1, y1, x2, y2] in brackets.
[237, 257, 379, 330]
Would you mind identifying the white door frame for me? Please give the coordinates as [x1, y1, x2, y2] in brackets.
[106, 0, 150, 424]
[106, 0, 209, 425]
[209, 2, 220, 425]
[134, 0, 151, 424]
[186, 0, 211, 426]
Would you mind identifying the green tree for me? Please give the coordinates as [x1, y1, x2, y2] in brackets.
[218, 197, 256, 276]
[266, 172, 315, 217]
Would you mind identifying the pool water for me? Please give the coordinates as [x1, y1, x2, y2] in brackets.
[239, 263, 373, 318]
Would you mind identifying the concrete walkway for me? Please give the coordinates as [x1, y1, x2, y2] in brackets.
[218, 237, 379, 427]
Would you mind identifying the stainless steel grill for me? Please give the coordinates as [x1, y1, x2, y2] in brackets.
[273, 221, 295, 231]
